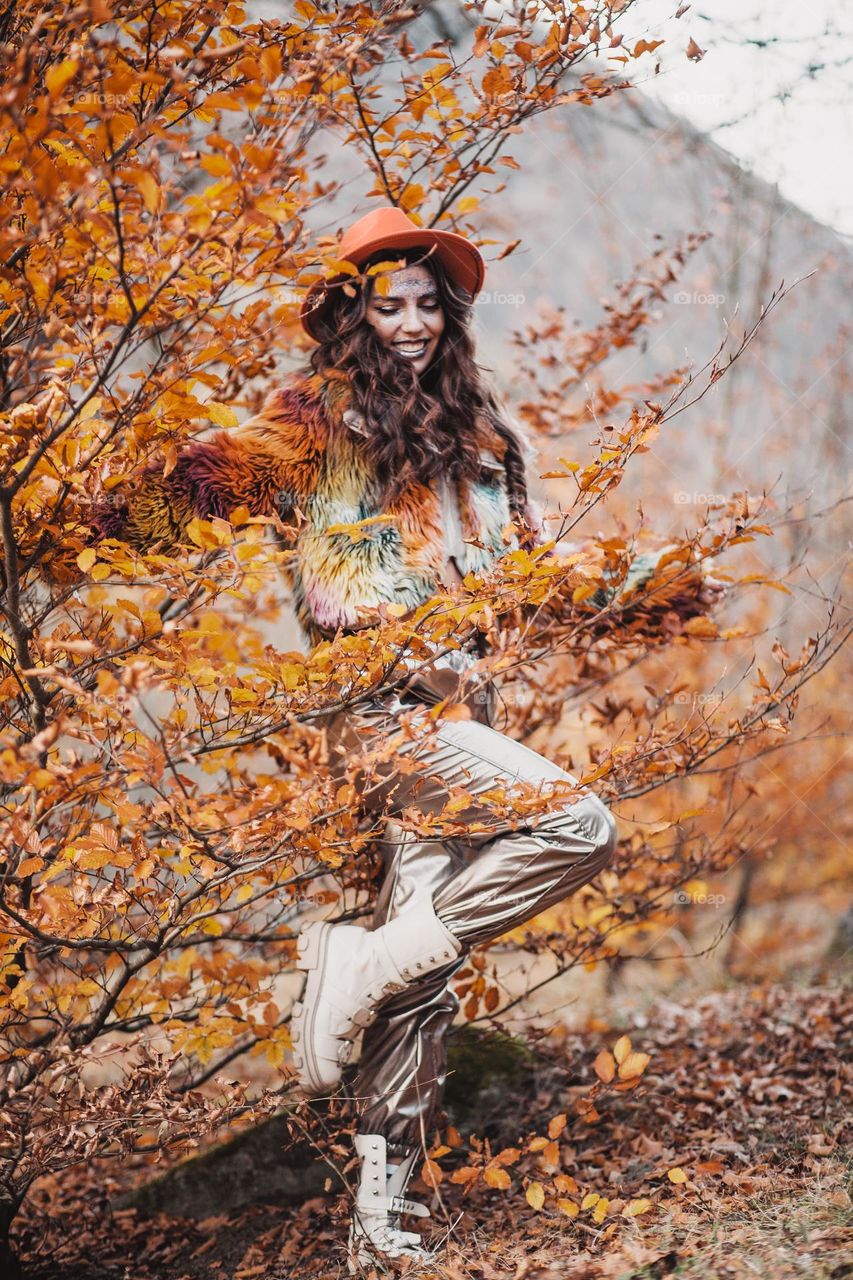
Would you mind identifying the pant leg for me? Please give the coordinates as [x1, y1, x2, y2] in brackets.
[323, 665, 616, 1147]
[343, 646, 495, 1152]
[331, 694, 618, 951]
[353, 820, 467, 1152]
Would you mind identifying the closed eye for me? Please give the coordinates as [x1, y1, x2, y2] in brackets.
[377, 302, 440, 314]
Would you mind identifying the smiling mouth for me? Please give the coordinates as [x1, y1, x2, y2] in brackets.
[394, 341, 429, 357]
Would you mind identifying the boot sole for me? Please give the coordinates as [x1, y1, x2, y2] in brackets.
[293, 921, 335, 1095]
[346, 1232, 433, 1274]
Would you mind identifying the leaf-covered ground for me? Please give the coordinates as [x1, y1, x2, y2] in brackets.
[14, 976, 851, 1280]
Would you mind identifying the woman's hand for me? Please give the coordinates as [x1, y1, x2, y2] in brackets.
[696, 569, 727, 611]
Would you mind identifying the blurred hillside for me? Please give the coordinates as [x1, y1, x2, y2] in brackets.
[258, 0, 851, 648]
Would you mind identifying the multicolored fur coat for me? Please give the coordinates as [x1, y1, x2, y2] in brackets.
[91, 367, 543, 648]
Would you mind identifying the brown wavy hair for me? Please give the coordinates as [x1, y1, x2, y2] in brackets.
[306, 244, 533, 532]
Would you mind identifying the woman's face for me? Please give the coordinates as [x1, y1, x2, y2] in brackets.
[364, 263, 445, 376]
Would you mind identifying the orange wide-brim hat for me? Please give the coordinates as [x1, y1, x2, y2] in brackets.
[299, 205, 486, 341]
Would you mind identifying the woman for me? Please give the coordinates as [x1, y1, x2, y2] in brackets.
[90, 207, 666, 1271]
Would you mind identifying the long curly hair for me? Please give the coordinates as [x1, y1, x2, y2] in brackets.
[306, 244, 533, 532]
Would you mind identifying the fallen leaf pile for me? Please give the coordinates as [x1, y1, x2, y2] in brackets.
[13, 979, 850, 1279]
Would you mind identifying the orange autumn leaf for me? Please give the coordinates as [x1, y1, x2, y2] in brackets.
[483, 1165, 511, 1190]
[594, 1049, 616, 1082]
[557, 1198, 579, 1218]
[554, 1174, 579, 1197]
[612, 1035, 632, 1064]
[618, 1051, 651, 1081]
[0, 0, 840, 1251]
[548, 1112, 567, 1139]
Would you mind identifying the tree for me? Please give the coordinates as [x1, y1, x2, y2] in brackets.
[0, 1, 848, 1273]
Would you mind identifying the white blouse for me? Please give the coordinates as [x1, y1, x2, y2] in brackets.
[438, 472, 466, 574]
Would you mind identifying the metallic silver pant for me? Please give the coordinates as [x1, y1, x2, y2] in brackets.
[322, 644, 617, 1153]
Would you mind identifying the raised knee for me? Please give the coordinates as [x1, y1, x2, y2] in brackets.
[591, 796, 619, 864]
[547, 793, 618, 867]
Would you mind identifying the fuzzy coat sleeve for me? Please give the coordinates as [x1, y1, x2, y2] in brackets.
[88, 383, 326, 553]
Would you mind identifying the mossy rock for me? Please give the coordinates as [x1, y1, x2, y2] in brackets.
[116, 1030, 535, 1219]
[444, 1025, 534, 1138]
[112, 1112, 328, 1220]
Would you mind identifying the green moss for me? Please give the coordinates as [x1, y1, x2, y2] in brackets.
[444, 1025, 534, 1137]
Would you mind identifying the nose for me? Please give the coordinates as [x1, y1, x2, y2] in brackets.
[399, 301, 427, 336]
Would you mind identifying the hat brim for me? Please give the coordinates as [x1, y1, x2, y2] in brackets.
[299, 228, 485, 341]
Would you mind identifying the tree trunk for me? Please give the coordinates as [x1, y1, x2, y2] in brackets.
[0, 1201, 23, 1280]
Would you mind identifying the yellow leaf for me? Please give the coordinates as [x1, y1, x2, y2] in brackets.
[77, 547, 97, 572]
[96, 671, 119, 698]
[612, 1034, 632, 1064]
[185, 517, 228, 549]
[134, 170, 159, 214]
[668, 1167, 688, 1184]
[594, 1049, 615, 1083]
[79, 397, 102, 422]
[618, 1051, 651, 1081]
[265, 1039, 286, 1068]
[526, 1181, 545, 1211]
[398, 183, 424, 213]
[46, 59, 79, 96]
[581, 1192, 599, 1210]
[684, 615, 718, 638]
[206, 401, 238, 428]
[624, 1198, 653, 1217]
[76, 848, 112, 871]
[201, 153, 231, 177]
[557, 1197, 579, 1218]
[91, 562, 112, 582]
[592, 1196, 609, 1223]
[483, 1165, 511, 1190]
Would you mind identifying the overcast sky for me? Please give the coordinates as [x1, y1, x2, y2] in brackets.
[617, 0, 853, 240]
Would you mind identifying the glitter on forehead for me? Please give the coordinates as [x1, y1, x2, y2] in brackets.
[373, 264, 438, 301]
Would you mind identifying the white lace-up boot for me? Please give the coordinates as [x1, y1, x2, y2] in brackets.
[347, 1134, 433, 1273]
[291, 892, 462, 1095]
